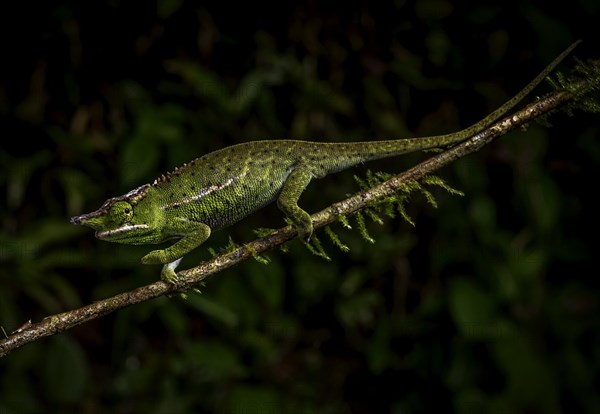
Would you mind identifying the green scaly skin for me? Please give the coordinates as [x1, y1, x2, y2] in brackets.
[71, 42, 579, 283]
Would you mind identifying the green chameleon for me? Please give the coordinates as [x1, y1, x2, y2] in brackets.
[71, 42, 579, 282]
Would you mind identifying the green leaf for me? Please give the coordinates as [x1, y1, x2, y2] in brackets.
[186, 341, 244, 379]
[231, 72, 264, 113]
[527, 173, 560, 233]
[491, 335, 559, 409]
[4, 151, 52, 209]
[336, 291, 380, 328]
[228, 385, 283, 414]
[448, 278, 506, 339]
[43, 336, 89, 404]
[157, 0, 183, 19]
[246, 260, 284, 308]
[120, 136, 160, 185]
[166, 61, 230, 106]
[157, 303, 190, 336]
[185, 294, 239, 328]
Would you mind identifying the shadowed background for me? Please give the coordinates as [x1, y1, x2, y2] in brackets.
[1, 1, 599, 413]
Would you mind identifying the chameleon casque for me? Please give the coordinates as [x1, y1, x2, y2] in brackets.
[71, 42, 578, 282]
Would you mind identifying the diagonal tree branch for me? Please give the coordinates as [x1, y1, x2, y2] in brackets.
[0, 84, 585, 358]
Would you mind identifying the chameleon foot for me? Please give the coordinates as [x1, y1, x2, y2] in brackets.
[160, 258, 183, 284]
[295, 215, 314, 243]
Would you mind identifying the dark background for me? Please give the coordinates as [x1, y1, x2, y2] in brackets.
[1, 1, 599, 413]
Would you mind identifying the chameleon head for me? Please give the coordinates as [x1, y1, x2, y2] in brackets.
[70, 184, 163, 245]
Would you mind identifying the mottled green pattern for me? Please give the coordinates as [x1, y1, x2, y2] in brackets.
[70, 42, 578, 281]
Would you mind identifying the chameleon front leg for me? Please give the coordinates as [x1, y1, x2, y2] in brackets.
[141, 221, 211, 282]
[277, 166, 314, 242]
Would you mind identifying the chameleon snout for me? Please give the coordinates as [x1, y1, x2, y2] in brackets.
[70, 213, 94, 226]
[70, 211, 103, 229]
[70, 215, 84, 225]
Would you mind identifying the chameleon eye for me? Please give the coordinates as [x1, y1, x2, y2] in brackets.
[110, 201, 134, 223]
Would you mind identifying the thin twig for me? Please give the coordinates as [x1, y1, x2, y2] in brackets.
[0, 87, 577, 358]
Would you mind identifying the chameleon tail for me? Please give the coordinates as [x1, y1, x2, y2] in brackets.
[346, 40, 581, 161]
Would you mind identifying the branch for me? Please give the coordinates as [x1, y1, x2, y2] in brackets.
[0, 85, 584, 358]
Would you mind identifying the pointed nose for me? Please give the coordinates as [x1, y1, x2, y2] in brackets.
[70, 210, 104, 229]
[70, 213, 94, 226]
[70, 215, 83, 225]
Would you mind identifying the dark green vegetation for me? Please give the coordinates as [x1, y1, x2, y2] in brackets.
[1, 1, 599, 413]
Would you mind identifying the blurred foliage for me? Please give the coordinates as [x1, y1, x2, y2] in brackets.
[1, 1, 599, 413]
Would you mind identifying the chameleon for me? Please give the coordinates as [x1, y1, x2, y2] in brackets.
[70, 42, 579, 283]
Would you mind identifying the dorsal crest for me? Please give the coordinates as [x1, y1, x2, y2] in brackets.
[152, 159, 197, 186]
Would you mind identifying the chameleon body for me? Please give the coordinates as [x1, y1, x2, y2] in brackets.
[71, 42, 578, 282]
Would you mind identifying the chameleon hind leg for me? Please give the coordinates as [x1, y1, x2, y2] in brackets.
[277, 166, 314, 242]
